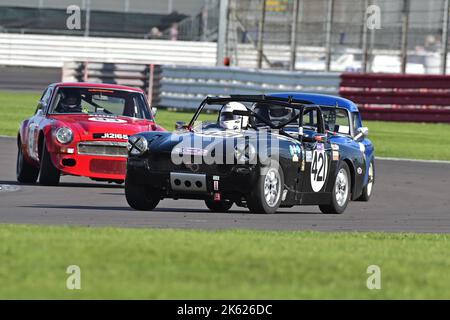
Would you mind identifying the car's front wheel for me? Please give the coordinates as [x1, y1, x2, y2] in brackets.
[247, 161, 284, 214]
[38, 139, 60, 186]
[319, 162, 351, 214]
[16, 142, 39, 184]
[204, 199, 233, 212]
[125, 177, 160, 211]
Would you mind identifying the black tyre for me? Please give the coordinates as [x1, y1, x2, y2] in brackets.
[247, 160, 284, 214]
[125, 177, 160, 211]
[356, 159, 375, 202]
[319, 162, 351, 214]
[16, 142, 39, 184]
[204, 199, 233, 212]
[38, 139, 60, 186]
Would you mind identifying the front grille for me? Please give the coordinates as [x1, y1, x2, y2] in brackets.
[89, 159, 126, 175]
[78, 141, 128, 157]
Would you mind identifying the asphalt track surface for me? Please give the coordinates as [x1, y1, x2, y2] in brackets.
[1, 137, 449, 232]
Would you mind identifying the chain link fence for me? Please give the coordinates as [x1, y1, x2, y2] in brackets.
[221, 0, 449, 74]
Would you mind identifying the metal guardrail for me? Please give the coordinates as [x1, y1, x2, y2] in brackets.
[158, 66, 341, 109]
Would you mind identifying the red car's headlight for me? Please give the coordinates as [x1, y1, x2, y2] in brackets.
[55, 127, 74, 144]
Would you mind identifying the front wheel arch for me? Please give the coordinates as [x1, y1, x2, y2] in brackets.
[342, 158, 356, 200]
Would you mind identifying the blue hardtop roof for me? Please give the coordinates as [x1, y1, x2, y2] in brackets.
[268, 92, 359, 113]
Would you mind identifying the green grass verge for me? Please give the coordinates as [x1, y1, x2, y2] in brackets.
[1, 91, 450, 160]
[1, 224, 450, 299]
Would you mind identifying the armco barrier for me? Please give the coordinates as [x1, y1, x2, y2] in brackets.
[158, 66, 340, 109]
[340, 73, 450, 123]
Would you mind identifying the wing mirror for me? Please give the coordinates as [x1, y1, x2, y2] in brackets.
[175, 121, 188, 130]
[354, 127, 369, 141]
[151, 107, 157, 117]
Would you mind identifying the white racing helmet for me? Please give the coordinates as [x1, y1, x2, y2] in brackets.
[219, 102, 249, 130]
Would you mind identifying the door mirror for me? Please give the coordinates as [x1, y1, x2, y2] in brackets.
[175, 121, 188, 130]
[354, 127, 369, 141]
[151, 107, 157, 117]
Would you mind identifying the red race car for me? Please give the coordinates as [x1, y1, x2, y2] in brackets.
[16, 82, 164, 185]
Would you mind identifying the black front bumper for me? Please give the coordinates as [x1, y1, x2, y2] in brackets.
[127, 158, 258, 199]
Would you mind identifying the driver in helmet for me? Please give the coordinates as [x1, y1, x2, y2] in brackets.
[268, 105, 293, 125]
[56, 90, 82, 113]
[219, 102, 249, 130]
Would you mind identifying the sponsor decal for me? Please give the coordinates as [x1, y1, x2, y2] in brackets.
[88, 117, 127, 123]
[213, 180, 219, 191]
[214, 192, 221, 201]
[289, 144, 301, 156]
[331, 143, 339, 151]
[332, 151, 339, 161]
[305, 151, 313, 162]
[181, 147, 208, 156]
[94, 133, 128, 140]
[282, 189, 288, 201]
[316, 143, 325, 151]
[359, 142, 366, 153]
[213, 175, 220, 181]
[357, 167, 363, 175]
[292, 154, 299, 162]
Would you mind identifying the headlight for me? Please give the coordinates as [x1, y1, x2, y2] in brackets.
[127, 135, 148, 155]
[55, 127, 73, 144]
[234, 142, 256, 163]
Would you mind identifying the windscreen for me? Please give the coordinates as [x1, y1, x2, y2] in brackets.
[50, 87, 153, 120]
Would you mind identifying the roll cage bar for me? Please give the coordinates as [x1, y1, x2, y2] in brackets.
[187, 95, 327, 141]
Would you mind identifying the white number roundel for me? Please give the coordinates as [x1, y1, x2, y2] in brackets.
[310, 149, 328, 192]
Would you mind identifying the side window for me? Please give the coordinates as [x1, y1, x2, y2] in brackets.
[302, 109, 318, 130]
[323, 108, 350, 135]
[334, 109, 350, 135]
[38, 88, 53, 113]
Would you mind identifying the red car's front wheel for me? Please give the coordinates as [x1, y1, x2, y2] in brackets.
[38, 139, 60, 186]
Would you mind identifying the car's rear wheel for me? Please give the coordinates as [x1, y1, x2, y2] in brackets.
[357, 159, 374, 201]
[125, 177, 160, 211]
[16, 142, 39, 184]
[204, 199, 233, 212]
[247, 161, 284, 214]
[319, 162, 351, 214]
[38, 139, 60, 186]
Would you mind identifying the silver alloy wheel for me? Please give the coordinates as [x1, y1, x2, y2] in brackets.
[366, 162, 374, 196]
[335, 168, 349, 207]
[264, 168, 281, 207]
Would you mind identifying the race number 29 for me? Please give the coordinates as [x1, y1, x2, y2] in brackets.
[311, 149, 328, 192]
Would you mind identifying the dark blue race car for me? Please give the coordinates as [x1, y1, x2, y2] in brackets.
[125, 93, 375, 214]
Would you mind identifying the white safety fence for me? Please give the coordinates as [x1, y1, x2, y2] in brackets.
[0, 33, 217, 68]
[0, 33, 332, 70]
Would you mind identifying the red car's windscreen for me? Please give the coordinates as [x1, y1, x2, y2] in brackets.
[50, 87, 153, 120]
